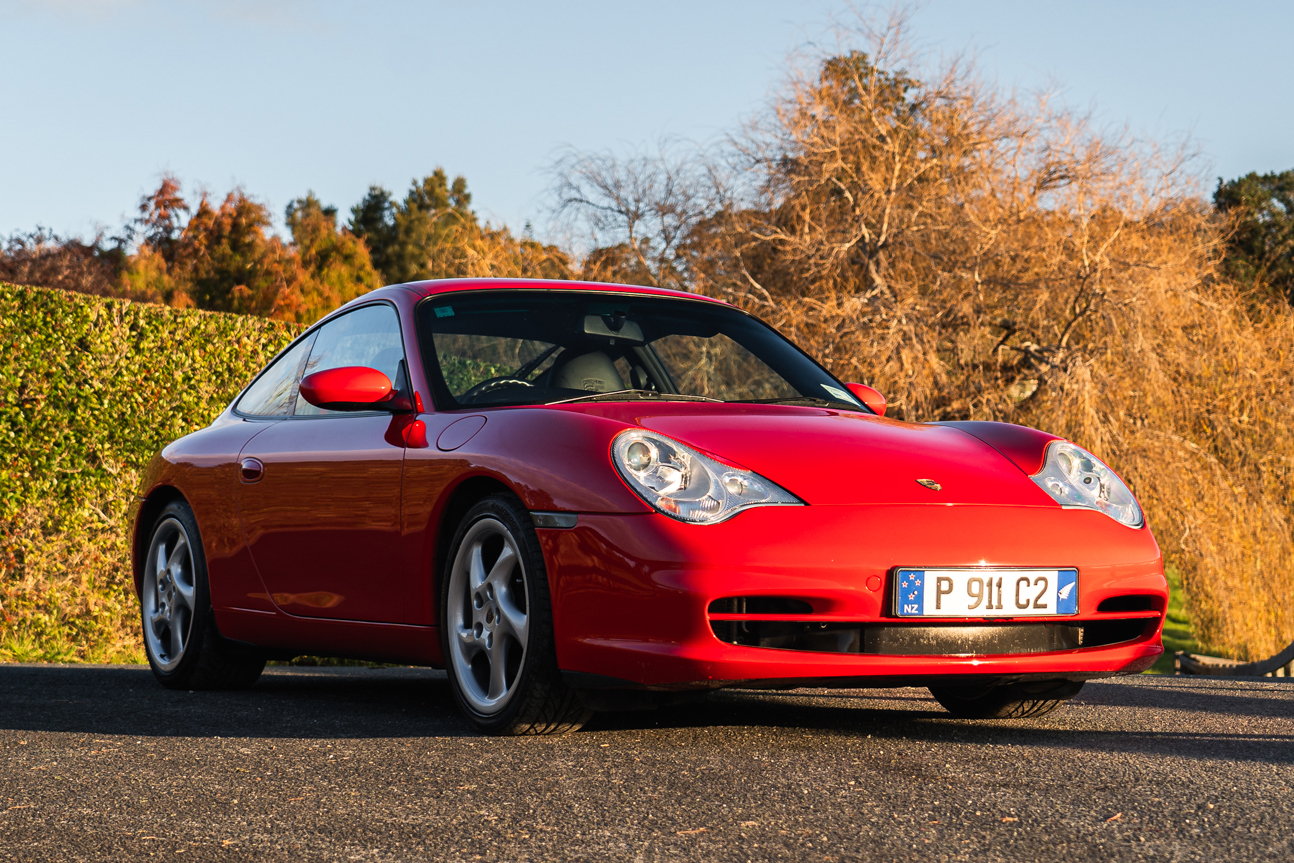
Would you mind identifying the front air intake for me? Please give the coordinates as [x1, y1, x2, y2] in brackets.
[707, 596, 816, 646]
[707, 596, 814, 615]
[1096, 594, 1162, 613]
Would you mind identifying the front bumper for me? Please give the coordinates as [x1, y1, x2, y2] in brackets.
[539, 504, 1166, 689]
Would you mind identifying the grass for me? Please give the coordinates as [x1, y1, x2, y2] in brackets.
[1147, 565, 1198, 674]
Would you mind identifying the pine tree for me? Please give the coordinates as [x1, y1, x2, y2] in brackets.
[1214, 170, 1294, 301]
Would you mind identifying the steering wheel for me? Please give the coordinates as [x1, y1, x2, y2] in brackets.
[459, 377, 535, 402]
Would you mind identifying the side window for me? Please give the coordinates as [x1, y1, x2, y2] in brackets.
[294, 304, 406, 417]
[236, 333, 317, 417]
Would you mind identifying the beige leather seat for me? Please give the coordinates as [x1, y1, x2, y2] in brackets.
[551, 351, 625, 393]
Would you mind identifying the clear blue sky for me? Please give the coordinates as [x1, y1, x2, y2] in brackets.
[2, 0, 1291, 242]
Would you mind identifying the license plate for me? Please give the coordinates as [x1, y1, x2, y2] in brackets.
[893, 568, 1078, 617]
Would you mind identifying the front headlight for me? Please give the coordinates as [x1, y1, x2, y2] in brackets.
[612, 430, 803, 524]
[1031, 441, 1143, 528]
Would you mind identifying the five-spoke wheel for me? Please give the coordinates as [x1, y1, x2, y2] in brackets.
[440, 494, 590, 734]
[447, 517, 531, 714]
[140, 500, 266, 690]
[142, 516, 197, 672]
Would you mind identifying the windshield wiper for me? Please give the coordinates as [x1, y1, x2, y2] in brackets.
[548, 389, 723, 405]
[731, 396, 862, 409]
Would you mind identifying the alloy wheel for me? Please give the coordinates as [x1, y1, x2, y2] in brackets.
[142, 517, 198, 672]
[446, 517, 531, 715]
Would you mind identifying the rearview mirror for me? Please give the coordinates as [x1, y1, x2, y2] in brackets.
[583, 314, 644, 343]
[299, 366, 396, 411]
[846, 382, 886, 417]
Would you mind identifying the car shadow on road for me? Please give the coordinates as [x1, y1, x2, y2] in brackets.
[2, 664, 1290, 766]
[584, 683, 1294, 765]
[0, 663, 472, 740]
[743, 678, 1294, 720]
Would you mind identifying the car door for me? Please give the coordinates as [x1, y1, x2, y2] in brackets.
[236, 302, 411, 623]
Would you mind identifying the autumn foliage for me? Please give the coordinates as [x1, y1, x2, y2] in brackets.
[350, 169, 571, 287]
[2, 171, 571, 326]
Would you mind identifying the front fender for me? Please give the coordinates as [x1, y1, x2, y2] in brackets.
[934, 421, 1063, 477]
[431, 407, 650, 514]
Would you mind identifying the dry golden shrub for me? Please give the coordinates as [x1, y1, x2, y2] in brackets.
[0, 490, 143, 663]
[563, 14, 1294, 659]
[434, 225, 575, 283]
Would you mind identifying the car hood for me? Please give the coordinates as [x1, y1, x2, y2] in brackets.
[561, 403, 1058, 508]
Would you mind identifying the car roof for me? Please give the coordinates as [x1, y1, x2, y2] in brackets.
[388, 277, 731, 306]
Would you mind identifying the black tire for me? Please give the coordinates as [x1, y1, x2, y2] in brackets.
[140, 500, 266, 691]
[439, 493, 591, 735]
[928, 679, 1084, 719]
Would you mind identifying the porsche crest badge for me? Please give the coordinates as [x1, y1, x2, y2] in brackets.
[916, 478, 942, 491]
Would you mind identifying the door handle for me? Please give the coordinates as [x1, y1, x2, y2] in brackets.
[240, 457, 264, 483]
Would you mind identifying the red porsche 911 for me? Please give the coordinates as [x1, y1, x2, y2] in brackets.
[131, 278, 1167, 734]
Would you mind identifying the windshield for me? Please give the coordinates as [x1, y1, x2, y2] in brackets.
[415, 290, 866, 410]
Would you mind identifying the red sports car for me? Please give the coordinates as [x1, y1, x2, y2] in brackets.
[131, 278, 1167, 733]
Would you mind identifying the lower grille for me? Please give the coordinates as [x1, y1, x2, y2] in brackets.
[1082, 618, 1151, 647]
[710, 619, 1154, 655]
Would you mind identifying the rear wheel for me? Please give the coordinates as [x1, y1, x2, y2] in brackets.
[928, 679, 1084, 719]
[141, 501, 265, 690]
[440, 494, 590, 735]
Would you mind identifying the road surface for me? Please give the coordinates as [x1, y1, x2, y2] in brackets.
[0, 664, 1289, 861]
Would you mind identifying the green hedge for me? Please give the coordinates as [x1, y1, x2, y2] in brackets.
[0, 284, 302, 661]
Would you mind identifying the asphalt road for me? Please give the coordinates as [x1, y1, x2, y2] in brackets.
[0, 664, 1290, 862]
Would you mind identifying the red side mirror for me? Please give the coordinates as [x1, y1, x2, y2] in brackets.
[299, 366, 395, 411]
[846, 382, 887, 417]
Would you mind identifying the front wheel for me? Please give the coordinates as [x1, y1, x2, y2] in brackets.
[440, 494, 590, 735]
[928, 679, 1084, 719]
[141, 500, 265, 690]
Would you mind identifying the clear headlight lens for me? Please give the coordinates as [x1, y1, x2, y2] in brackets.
[612, 430, 803, 524]
[1032, 441, 1143, 528]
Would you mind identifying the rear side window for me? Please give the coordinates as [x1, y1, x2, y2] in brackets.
[294, 303, 406, 417]
[236, 333, 317, 417]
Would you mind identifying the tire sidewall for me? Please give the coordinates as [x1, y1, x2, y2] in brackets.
[439, 494, 554, 733]
[142, 500, 215, 688]
[929, 679, 1084, 719]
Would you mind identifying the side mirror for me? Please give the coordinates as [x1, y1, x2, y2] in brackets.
[299, 366, 396, 411]
[846, 382, 887, 417]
